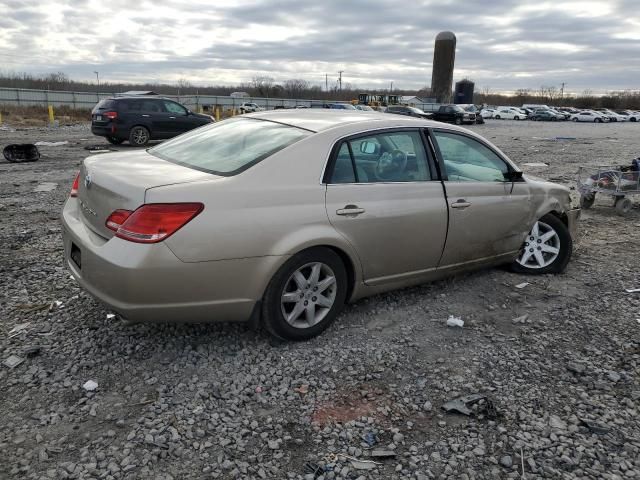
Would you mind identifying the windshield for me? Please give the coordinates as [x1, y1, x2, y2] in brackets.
[149, 118, 311, 176]
[451, 105, 464, 113]
[409, 107, 426, 114]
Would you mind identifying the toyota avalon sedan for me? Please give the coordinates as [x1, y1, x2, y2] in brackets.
[62, 110, 580, 340]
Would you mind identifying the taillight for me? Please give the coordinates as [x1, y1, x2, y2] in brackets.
[105, 209, 132, 231]
[111, 203, 203, 243]
[70, 172, 80, 197]
[104, 111, 118, 120]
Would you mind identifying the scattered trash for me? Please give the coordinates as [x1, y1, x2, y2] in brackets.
[85, 145, 114, 152]
[303, 462, 323, 477]
[33, 182, 58, 193]
[34, 141, 68, 147]
[515, 282, 530, 289]
[370, 449, 396, 459]
[3, 144, 40, 163]
[106, 313, 116, 320]
[15, 303, 49, 313]
[362, 432, 377, 447]
[350, 459, 380, 470]
[522, 162, 549, 167]
[87, 149, 112, 154]
[446, 315, 464, 328]
[512, 314, 529, 324]
[625, 288, 640, 293]
[579, 418, 610, 435]
[442, 393, 496, 418]
[23, 345, 41, 357]
[82, 380, 98, 391]
[49, 300, 63, 312]
[8, 322, 31, 336]
[3, 355, 25, 369]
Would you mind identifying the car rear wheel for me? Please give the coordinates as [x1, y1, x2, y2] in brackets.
[262, 248, 348, 340]
[106, 136, 124, 145]
[129, 126, 150, 146]
[572, 118, 578, 122]
[615, 197, 632, 216]
[494, 115, 501, 119]
[514, 116, 520, 120]
[511, 214, 572, 274]
[595, 118, 602, 123]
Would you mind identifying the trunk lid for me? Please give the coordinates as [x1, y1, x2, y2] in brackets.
[77, 150, 216, 238]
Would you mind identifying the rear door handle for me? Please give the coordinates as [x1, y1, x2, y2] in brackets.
[451, 200, 471, 209]
[142, 114, 150, 117]
[169, 116, 176, 119]
[336, 206, 365, 216]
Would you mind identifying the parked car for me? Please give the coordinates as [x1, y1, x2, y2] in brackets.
[493, 108, 525, 120]
[430, 104, 476, 125]
[354, 105, 375, 111]
[457, 104, 485, 124]
[570, 111, 609, 123]
[63, 110, 579, 340]
[548, 108, 570, 120]
[616, 110, 640, 122]
[596, 109, 628, 122]
[530, 110, 559, 121]
[91, 96, 214, 146]
[239, 102, 263, 114]
[480, 108, 495, 119]
[328, 103, 357, 110]
[385, 105, 432, 119]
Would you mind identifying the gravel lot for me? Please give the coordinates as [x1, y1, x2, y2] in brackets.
[1, 119, 639, 479]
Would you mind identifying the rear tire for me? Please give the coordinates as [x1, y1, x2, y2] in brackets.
[615, 197, 632, 216]
[514, 116, 520, 120]
[580, 193, 595, 209]
[494, 115, 501, 120]
[106, 136, 124, 145]
[510, 214, 572, 275]
[262, 248, 348, 341]
[129, 126, 150, 146]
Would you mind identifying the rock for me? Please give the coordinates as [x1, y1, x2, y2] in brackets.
[500, 456, 513, 468]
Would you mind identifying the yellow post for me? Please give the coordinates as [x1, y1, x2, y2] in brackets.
[215, 107, 220, 121]
[0, 111, 2, 124]
[48, 105, 55, 124]
[232, 108, 236, 117]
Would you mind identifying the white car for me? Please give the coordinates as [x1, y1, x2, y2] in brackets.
[480, 109, 495, 118]
[239, 102, 264, 114]
[617, 110, 640, 122]
[570, 111, 609, 123]
[492, 108, 525, 120]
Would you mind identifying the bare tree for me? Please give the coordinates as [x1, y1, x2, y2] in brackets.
[251, 76, 275, 97]
[283, 79, 309, 98]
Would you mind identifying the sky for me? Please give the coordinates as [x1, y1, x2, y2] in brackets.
[0, 0, 639, 94]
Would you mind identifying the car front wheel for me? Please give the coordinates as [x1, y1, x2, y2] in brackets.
[511, 214, 572, 274]
[262, 248, 348, 340]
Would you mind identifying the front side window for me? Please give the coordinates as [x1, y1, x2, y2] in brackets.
[149, 118, 310, 175]
[164, 101, 187, 115]
[328, 131, 431, 183]
[432, 131, 509, 182]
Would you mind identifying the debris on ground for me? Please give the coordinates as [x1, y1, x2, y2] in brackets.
[84, 145, 114, 152]
[446, 315, 464, 328]
[370, 449, 396, 459]
[3, 144, 40, 163]
[82, 380, 98, 392]
[34, 141, 69, 147]
[294, 384, 310, 394]
[362, 432, 377, 447]
[106, 313, 116, 320]
[522, 162, 549, 167]
[579, 418, 611, 435]
[22, 345, 41, 357]
[3, 355, 25, 369]
[302, 462, 323, 477]
[515, 282, 530, 289]
[512, 314, 529, 324]
[49, 300, 63, 312]
[33, 182, 58, 193]
[350, 459, 380, 470]
[442, 393, 496, 417]
[8, 322, 31, 336]
[625, 288, 640, 293]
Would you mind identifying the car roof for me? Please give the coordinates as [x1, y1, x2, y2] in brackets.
[247, 109, 445, 133]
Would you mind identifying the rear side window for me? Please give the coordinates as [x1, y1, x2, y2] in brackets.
[149, 118, 311, 176]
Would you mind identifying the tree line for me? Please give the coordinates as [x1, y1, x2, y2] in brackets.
[1, 71, 638, 109]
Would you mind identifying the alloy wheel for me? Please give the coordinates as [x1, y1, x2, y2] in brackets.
[132, 127, 149, 145]
[516, 221, 561, 269]
[280, 262, 337, 328]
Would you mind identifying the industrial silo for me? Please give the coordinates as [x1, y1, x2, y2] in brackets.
[431, 31, 456, 103]
[454, 79, 474, 104]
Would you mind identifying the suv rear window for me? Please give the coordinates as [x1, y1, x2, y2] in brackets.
[92, 99, 115, 112]
[149, 118, 311, 176]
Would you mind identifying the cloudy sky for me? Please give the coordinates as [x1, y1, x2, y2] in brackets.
[0, 0, 639, 93]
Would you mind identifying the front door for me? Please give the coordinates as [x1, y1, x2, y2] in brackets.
[429, 129, 533, 267]
[325, 129, 448, 285]
[159, 100, 193, 136]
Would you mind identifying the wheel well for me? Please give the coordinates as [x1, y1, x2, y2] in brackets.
[130, 124, 151, 135]
[547, 210, 568, 226]
[324, 246, 357, 302]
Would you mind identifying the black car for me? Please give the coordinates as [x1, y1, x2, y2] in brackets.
[530, 110, 558, 121]
[385, 105, 432, 119]
[91, 96, 214, 146]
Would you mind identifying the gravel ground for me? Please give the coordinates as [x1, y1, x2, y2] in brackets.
[0, 120, 639, 480]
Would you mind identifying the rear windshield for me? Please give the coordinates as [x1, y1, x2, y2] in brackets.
[148, 118, 311, 176]
[92, 99, 115, 112]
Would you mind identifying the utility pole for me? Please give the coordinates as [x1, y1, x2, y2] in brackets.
[560, 82, 566, 102]
[325, 74, 328, 92]
[390, 81, 393, 93]
[94, 71, 100, 92]
[338, 71, 344, 92]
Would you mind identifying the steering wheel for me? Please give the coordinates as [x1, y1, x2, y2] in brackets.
[375, 149, 408, 181]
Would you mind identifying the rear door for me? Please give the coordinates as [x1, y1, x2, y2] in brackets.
[429, 129, 532, 267]
[325, 129, 448, 285]
[121, 99, 165, 137]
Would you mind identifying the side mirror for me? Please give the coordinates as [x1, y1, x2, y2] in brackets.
[504, 170, 524, 181]
[359, 141, 380, 155]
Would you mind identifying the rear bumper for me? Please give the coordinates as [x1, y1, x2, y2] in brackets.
[91, 124, 116, 137]
[567, 208, 581, 241]
[61, 199, 283, 323]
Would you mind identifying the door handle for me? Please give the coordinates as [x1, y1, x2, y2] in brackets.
[169, 116, 176, 119]
[142, 114, 150, 117]
[336, 206, 365, 216]
[451, 199, 471, 209]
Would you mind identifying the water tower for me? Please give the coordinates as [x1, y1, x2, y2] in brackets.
[431, 31, 456, 103]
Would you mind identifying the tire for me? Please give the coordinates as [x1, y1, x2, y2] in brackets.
[551, 117, 557, 121]
[106, 136, 124, 145]
[631, 118, 637, 122]
[514, 116, 520, 120]
[595, 118, 602, 123]
[454, 117, 462, 125]
[615, 197, 632, 216]
[580, 193, 595, 209]
[494, 115, 501, 120]
[572, 118, 578, 122]
[129, 126, 150, 146]
[262, 247, 348, 340]
[510, 214, 572, 275]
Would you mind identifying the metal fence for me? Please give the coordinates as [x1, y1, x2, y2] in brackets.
[0, 87, 442, 112]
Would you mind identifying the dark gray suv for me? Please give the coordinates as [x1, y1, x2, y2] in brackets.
[91, 96, 214, 146]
